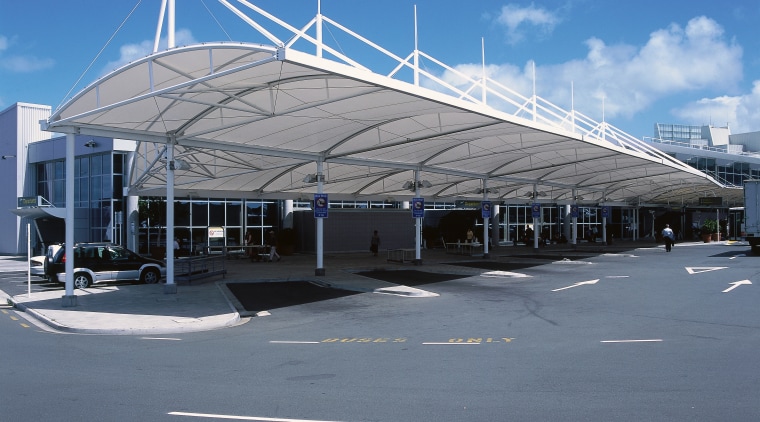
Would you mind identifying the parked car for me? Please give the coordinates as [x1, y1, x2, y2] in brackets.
[30, 255, 47, 278]
[45, 243, 166, 289]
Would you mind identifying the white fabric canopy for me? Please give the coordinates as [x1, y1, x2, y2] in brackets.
[46, 43, 734, 206]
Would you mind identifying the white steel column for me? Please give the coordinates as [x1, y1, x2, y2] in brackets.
[482, 179, 490, 258]
[315, 160, 325, 276]
[532, 186, 539, 251]
[491, 204, 500, 247]
[284, 199, 294, 229]
[413, 5, 419, 86]
[164, 140, 177, 294]
[167, 0, 175, 48]
[414, 171, 422, 264]
[153, 0, 167, 52]
[316, 0, 323, 57]
[571, 189, 578, 245]
[61, 133, 76, 307]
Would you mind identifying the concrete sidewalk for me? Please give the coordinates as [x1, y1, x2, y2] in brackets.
[2, 239, 713, 335]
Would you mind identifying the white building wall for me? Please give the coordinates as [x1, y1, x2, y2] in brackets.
[704, 125, 730, 147]
[0, 103, 52, 255]
[730, 131, 760, 153]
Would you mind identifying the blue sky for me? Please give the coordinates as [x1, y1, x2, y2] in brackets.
[2, 0, 760, 139]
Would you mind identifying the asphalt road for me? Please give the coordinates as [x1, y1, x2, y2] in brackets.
[1, 242, 759, 421]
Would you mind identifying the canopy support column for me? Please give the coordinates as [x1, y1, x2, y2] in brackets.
[315, 160, 325, 276]
[61, 133, 77, 307]
[532, 186, 539, 252]
[571, 189, 578, 247]
[413, 171, 422, 265]
[164, 139, 177, 294]
[491, 204, 500, 248]
[482, 179, 490, 259]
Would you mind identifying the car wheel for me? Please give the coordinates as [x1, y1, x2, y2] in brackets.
[141, 268, 160, 284]
[73, 273, 91, 289]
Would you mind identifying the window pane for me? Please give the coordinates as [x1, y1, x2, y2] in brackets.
[91, 155, 102, 175]
[175, 201, 190, 226]
[191, 201, 207, 226]
[113, 154, 123, 174]
[209, 201, 225, 226]
[226, 201, 241, 226]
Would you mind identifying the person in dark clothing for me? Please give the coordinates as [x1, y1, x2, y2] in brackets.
[267, 230, 281, 262]
[370, 230, 381, 257]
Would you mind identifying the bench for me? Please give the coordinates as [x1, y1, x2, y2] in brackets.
[445, 242, 483, 256]
[386, 248, 417, 263]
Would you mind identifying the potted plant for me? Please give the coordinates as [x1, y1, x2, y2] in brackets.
[701, 219, 718, 242]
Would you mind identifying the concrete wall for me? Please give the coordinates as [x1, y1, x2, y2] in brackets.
[294, 209, 417, 253]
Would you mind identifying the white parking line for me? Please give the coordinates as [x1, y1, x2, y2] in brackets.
[168, 411, 342, 421]
[600, 339, 663, 343]
[270, 341, 320, 344]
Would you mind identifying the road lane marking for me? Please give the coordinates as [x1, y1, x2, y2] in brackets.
[423, 338, 514, 345]
[685, 267, 727, 274]
[482, 271, 530, 278]
[141, 337, 182, 341]
[723, 280, 752, 293]
[600, 339, 662, 343]
[270, 341, 320, 344]
[552, 279, 599, 291]
[423, 342, 480, 345]
[168, 411, 343, 421]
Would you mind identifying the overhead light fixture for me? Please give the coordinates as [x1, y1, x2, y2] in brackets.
[1, 155, 15, 160]
[169, 159, 191, 171]
[525, 191, 547, 198]
[476, 188, 499, 194]
[84, 140, 97, 148]
[402, 180, 432, 191]
[303, 174, 325, 183]
[574, 195, 584, 200]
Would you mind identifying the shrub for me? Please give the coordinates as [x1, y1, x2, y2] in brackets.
[701, 219, 718, 234]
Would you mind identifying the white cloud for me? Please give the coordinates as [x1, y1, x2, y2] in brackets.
[442, 16, 743, 127]
[100, 29, 197, 74]
[672, 81, 760, 133]
[0, 34, 54, 73]
[0, 56, 55, 72]
[496, 3, 561, 44]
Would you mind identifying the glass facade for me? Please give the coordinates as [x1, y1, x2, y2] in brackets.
[655, 123, 703, 144]
[499, 204, 606, 244]
[35, 152, 126, 243]
[138, 197, 281, 257]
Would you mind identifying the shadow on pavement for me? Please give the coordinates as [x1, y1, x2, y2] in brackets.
[356, 269, 468, 287]
[505, 254, 595, 261]
[445, 261, 545, 271]
[226, 281, 359, 312]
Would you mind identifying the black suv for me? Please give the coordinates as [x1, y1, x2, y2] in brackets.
[45, 243, 166, 289]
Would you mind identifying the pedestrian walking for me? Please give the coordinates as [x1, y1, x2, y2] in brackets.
[662, 224, 675, 252]
[267, 230, 281, 262]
